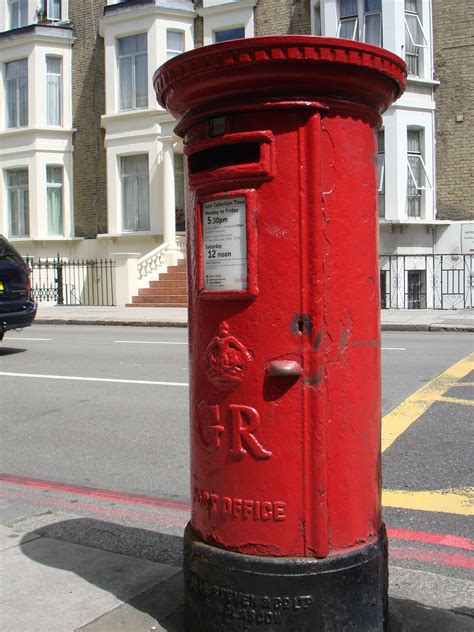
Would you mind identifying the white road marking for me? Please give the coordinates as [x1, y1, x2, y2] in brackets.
[3, 337, 52, 341]
[113, 340, 187, 345]
[0, 371, 188, 387]
[382, 347, 406, 351]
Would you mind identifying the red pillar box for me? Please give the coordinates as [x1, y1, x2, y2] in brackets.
[154, 37, 405, 631]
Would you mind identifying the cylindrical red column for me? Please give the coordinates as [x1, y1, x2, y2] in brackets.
[155, 36, 405, 631]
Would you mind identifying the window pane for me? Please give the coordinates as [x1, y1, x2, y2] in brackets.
[46, 56, 61, 74]
[340, 0, 358, 18]
[167, 31, 183, 53]
[47, 58, 62, 125]
[407, 130, 420, 152]
[119, 33, 147, 55]
[174, 153, 185, 231]
[364, 13, 381, 46]
[405, 0, 417, 13]
[47, 165, 63, 184]
[365, 0, 381, 10]
[339, 17, 358, 39]
[118, 35, 148, 110]
[135, 53, 148, 108]
[47, 183, 63, 235]
[405, 13, 428, 47]
[214, 27, 245, 43]
[6, 59, 28, 128]
[7, 169, 29, 237]
[47, 0, 61, 19]
[121, 155, 149, 231]
[119, 56, 133, 110]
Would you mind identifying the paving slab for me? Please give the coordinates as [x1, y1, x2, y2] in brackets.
[0, 525, 180, 632]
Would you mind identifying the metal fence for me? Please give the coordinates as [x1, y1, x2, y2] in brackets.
[380, 254, 474, 310]
[25, 256, 116, 306]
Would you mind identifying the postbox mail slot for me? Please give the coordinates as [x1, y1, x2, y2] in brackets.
[186, 131, 274, 191]
[189, 142, 260, 174]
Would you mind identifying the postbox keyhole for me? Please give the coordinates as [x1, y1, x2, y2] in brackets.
[292, 313, 313, 338]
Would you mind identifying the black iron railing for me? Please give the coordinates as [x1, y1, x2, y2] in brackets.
[25, 256, 115, 306]
[379, 254, 474, 309]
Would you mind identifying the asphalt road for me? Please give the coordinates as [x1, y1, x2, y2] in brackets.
[1, 324, 472, 586]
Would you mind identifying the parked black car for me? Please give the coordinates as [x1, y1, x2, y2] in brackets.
[0, 236, 37, 341]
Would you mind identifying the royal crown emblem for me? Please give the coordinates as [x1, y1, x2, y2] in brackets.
[202, 321, 252, 390]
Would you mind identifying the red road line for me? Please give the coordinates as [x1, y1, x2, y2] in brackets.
[390, 545, 474, 570]
[0, 473, 191, 513]
[0, 488, 188, 529]
[387, 527, 473, 552]
[1, 474, 472, 562]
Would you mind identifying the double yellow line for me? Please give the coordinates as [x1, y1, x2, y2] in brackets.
[382, 353, 474, 516]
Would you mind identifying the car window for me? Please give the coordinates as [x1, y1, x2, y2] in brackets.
[0, 236, 24, 265]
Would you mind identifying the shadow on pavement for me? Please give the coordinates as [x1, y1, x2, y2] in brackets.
[19, 518, 473, 631]
[20, 518, 185, 630]
[388, 596, 473, 631]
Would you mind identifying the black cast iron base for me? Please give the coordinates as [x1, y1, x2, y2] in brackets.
[183, 524, 388, 631]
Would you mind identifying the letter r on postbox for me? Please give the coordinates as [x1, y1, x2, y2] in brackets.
[228, 404, 272, 461]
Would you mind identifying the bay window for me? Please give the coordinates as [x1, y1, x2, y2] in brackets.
[7, 169, 29, 237]
[5, 59, 28, 128]
[120, 155, 150, 231]
[46, 166, 64, 235]
[118, 34, 148, 110]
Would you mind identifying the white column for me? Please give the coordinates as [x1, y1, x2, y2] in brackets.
[160, 121, 179, 263]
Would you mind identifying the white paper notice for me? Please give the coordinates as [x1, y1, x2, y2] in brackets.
[202, 197, 247, 291]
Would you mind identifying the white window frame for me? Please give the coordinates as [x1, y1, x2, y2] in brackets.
[6, 168, 30, 238]
[46, 165, 64, 236]
[166, 30, 184, 61]
[117, 34, 148, 111]
[46, 56, 62, 126]
[5, 58, 28, 128]
[9, 0, 28, 29]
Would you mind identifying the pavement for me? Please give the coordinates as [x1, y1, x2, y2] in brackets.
[2, 304, 473, 631]
[33, 304, 474, 331]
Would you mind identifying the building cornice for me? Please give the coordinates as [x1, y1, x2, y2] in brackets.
[100, 2, 195, 36]
[0, 24, 74, 49]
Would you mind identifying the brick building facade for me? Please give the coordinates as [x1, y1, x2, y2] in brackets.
[70, 0, 107, 238]
[432, 0, 474, 222]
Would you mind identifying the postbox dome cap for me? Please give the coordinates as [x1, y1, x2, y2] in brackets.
[154, 36, 406, 136]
